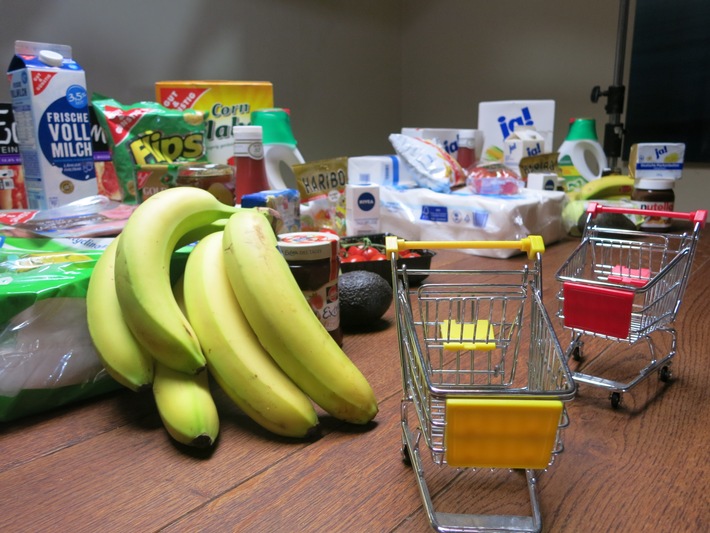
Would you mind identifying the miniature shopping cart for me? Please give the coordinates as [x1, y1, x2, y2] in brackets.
[555, 202, 707, 408]
[386, 235, 576, 533]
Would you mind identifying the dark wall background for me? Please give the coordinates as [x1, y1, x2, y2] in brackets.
[624, 0, 710, 162]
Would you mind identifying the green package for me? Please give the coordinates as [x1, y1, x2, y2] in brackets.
[0, 236, 119, 421]
[92, 94, 209, 204]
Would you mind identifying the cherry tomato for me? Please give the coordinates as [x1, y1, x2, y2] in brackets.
[347, 245, 364, 256]
[341, 255, 366, 263]
[400, 250, 421, 258]
[362, 246, 381, 260]
[369, 252, 388, 261]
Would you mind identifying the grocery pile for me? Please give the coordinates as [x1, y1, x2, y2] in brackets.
[86, 187, 378, 448]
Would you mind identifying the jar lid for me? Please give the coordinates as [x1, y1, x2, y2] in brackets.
[177, 163, 233, 177]
[635, 178, 676, 190]
[232, 125, 263, 141]
[278, 232, 339, 261]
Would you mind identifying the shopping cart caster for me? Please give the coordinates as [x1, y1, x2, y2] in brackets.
[659, 365, 672, 382]
[610, 392, 622, 409]
[567, 342, 583, 362]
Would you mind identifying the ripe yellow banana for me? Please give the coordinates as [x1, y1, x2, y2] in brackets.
[152, 361, 220, 448]
[86, 236, 153, 391]
[222, 208, 379, 425]
[114, 187, 237, 375]
[576, 174, 635, 201]
[183, 232, 320, 438]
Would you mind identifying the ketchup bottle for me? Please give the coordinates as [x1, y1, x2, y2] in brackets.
[233, 125, 270, 204]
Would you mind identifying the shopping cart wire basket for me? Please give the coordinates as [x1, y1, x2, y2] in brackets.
[386, 235, 576, 533]
[555, 202, 707, 408]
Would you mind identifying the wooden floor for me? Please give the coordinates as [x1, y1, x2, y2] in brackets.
[2, 226, 710, 532]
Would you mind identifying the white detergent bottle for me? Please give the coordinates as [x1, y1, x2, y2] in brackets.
[250, 108, 305, 190]
[557, 118, 607, 193]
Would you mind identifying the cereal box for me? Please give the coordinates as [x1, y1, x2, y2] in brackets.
[155, 81, 274, 167]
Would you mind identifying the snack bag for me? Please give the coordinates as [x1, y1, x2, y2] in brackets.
[0, 236, 120, 421]
[91, 94, 208, 203]
[389, 133, 466, 193]
[293, 157, 348, 235]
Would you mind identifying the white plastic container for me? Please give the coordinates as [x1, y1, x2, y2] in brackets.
[557, 118, 607, 192]
[251, 108, 305, 190]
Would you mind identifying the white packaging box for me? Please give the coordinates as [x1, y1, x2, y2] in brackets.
[345, 182, 381, 236]
[504, 127, 547, 169]
[478, 100, 555, 164]
[347, 155, 418, 189]
[8, 41, 96, 209]
[629, 143, 685, 179]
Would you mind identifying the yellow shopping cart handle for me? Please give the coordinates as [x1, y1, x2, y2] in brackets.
[385, 235, 545, 259]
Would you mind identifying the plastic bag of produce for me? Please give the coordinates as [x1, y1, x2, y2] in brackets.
[0, 236, 121, 421]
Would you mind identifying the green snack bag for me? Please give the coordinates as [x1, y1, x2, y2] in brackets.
[0, 236, 119, 421]
[91, 94, 209, 204]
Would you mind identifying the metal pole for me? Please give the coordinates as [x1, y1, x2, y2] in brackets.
[591, 0, 631, 172]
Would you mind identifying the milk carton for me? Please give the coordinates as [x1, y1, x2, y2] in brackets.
[7, 41, 96, 209]
[503, 126, 547, 175]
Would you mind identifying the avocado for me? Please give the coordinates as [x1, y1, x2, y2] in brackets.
[578, 211, 638, 236]
[338, 270, 393, 330]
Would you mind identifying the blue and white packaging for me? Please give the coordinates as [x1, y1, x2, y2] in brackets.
[347, 155, 418, 190]
[478, 100, 555, 164]
[240, 188, 301, 234]
[8, 41, 96, 210]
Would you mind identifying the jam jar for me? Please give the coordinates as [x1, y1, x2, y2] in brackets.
[176, 163, 235, 205]
[277, 232, 343, 346]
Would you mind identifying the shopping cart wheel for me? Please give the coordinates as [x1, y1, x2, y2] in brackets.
[610, 392, 622, 409]
[570, 345, 582, 362]
[659, 365, 672, 382]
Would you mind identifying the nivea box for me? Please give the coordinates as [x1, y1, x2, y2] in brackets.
[7, 41, 96, 209]
[478, 100, 555, 164]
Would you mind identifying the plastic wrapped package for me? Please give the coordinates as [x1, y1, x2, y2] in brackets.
[379, 187, 567, 259]
[0, 237, 120, 421]
[389, 134, 467, 193]
[466, 163, 525, 196]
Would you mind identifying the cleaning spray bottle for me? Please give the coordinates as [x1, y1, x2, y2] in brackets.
[557, 117, 607, 193]
[250, 108, 305, 190]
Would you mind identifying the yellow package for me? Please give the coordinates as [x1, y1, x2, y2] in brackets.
[155, 81, 274, 168]
[293, 157, 348, 236]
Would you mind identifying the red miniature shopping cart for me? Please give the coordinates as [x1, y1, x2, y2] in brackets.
[556, 202, 707, 408]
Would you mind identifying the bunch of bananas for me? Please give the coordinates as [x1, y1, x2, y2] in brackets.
[86, 187, 378, 448]
[567, 174, 635, 202]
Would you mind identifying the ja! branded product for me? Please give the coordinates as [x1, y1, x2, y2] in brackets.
[7, 41, 96, 210]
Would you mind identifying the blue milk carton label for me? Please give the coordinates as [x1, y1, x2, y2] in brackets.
[8, 41, 96, 209]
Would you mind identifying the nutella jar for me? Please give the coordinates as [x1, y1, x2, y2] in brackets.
[278, 232, 343, 346]
[632, 178, 675, 230]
